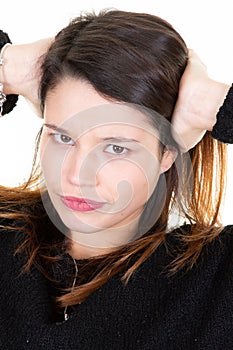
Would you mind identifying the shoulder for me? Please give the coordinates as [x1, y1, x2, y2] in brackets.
[172, 223, 233, 245]
[210, 225, 233, 258]
[135, 224, 233, 271]
[167, 224, 233, 269]
[168, 223, 233, 242]
[0, 218, 26, 264]
[216, 224, 233, 241]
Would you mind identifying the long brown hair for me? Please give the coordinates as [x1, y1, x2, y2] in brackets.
[0, 10, 227, 310]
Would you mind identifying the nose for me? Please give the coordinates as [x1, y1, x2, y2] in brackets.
[63, 146, 99, 188]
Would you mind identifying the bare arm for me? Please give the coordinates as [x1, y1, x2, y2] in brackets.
[172, 50, 230, 152]
[1, 38, 53, 117]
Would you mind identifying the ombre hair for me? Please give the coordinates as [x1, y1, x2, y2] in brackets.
[0, 10, 227, 311]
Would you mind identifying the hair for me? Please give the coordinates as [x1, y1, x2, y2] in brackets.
[0, 10, 227, 314]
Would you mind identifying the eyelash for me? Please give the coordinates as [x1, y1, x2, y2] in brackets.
[49, 133, 75, 145]
[104, 144, 129, 155]
[48, 133, 130, 155]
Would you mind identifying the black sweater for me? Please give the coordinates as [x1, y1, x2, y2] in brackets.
[0, 86, 233, 350]
[1, 226, 233, 350]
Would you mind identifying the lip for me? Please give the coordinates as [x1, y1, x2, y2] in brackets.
[60, 195, 105, 212]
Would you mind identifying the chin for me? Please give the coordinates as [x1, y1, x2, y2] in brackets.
[61, 215, 108, 234]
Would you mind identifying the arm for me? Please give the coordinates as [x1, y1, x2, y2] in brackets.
[172, 50, 230, 152]
[0, 36, 53, 117]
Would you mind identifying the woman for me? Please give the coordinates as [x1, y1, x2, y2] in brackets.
[0, 10, 232, 349]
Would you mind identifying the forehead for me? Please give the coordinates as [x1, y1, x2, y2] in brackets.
[44, 78, 159, 139]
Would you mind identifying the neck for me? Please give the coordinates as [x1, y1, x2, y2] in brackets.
[68, 241, 117, 260]
[67, 218, 140, 259]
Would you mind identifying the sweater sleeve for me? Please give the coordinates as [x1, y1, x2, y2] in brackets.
[211, 84, 233, 143]
[0, 30, 18, 115]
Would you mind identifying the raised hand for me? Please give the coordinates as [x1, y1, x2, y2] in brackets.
[172, 50, 229, 152]
[1, 38, 53, 117]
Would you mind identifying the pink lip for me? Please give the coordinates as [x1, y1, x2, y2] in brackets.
[60, 196, 104, 212]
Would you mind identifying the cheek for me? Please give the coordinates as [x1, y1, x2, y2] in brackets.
[97, 159, 160, 203]
[39, 135, 65, 186]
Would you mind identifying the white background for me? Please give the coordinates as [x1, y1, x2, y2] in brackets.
[0, 0, 233, 224]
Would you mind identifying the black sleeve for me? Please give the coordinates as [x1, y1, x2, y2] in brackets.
[211, 84, 233, 143]
[0, 30, 18, 116]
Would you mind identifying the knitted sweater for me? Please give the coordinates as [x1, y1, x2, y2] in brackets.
[0, 85, 233, 350]
[0, 226, 233, 350]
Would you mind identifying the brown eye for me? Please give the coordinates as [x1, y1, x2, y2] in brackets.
[51, 133, 75, 145]
[104, 144, 129, 155]
[61, 135, 72, 143]
[112, 145, 125, 153]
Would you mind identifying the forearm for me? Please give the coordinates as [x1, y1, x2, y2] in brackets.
[172, 50, 231, 152]
[2, 44, 31, 95]
[0, 38, 52, 117]
[198, 79, 229, 132]
[2, 39, 52, 96]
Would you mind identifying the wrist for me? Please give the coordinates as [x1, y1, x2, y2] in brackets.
[2, 44, 27, 95]
[3, 38, 52, 97]
[181, 78, 230, 132]
[0, 31, 19, 116]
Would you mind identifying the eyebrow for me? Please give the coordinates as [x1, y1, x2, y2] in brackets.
[44, 123, 140, 143]
[44, 123, 69, 134]
[100, 137, 140, 143]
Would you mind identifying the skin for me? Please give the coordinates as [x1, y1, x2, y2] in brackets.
[172, 50, 229, 152]
[2, 39, 53, 117]
[39, 77, 175, 258]
[2, 42, 230, 257]
[2, 42, 229, 151]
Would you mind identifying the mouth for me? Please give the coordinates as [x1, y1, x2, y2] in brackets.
[60, 195, 105, 212]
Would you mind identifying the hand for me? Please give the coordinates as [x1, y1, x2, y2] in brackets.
[2, 38, 53, 117]
[172, 50, 230, 152]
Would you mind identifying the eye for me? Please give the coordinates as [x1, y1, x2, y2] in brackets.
[105, 144, 129, 155]
[50, 133, 75, 145]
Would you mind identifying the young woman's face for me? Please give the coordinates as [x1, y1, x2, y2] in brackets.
[40, 78, 174, 248]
